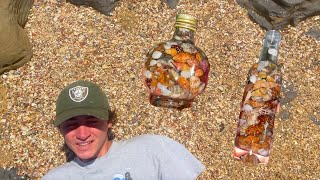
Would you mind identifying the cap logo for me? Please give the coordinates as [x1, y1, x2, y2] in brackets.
[69, 86, 89, 102]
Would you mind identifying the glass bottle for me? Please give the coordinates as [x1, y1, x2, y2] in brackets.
[142, 14, 210, 109]
[233, 30, 282, 164]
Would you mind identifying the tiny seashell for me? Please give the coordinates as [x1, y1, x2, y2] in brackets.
[157, 83, 171, 96]
[189, 76, 201, 89]
[257, 61, 269, 71]
[180, 70, 191, 78]
[164, 44, 171, 50]
[168, 85, 184, 94]
[165, 48, 178, 56]
[168, 69, 179, 80]
[242, 104, 253, 111]
[239, 119, 247, 126]
[249, 75, 257, 83]
[258, 149, 269, 156]
[152, 51, 162, 59]
[143, 70, 152, 79]
[268, 48, 277, 56]
[177, 76, 190, 90]
[195, 52, 202, 61]
[173, 62, 190, 71]
[195, 69, 204, 77]
[173, 52, 193, 63]
[258, 71, 267, 79]
[181, 43, 197, 53]
[150, 60, 158, 66]
[166, 41, 178, 47]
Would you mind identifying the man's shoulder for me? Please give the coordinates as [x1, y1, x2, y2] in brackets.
[42, 162, 74, 180]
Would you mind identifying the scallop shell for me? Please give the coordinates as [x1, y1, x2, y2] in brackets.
[177, 76, 190, 90]
[173, 52, 193, 63]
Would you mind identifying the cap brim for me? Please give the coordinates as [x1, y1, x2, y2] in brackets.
[54, 107, 109, 127]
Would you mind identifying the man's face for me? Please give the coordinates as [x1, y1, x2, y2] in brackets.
[59, 115, 112, 161]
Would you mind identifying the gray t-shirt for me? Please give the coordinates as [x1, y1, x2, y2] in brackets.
[42, 134, 205, 180]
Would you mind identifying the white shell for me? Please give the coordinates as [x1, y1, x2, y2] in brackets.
[149, 60, 158, 66]
[181, 43, 196, 53]
[268, 48, 278, 56]
[164, 44, 171, 50]
[242, 104, 253, 111]
[157, 83, 171, 96]
[258, 149, 269, 156]
[249, 75, 257, 83]
[180, 70, 191, 78]
[143, 70, 152, 79]
[152, 51, 162, 59]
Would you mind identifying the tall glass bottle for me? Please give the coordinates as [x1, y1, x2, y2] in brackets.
[142, 14, 210, 109]
[233, 30, 282, 164]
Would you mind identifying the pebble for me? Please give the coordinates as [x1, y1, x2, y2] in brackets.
[152, 51, 162, 59]
[249, 75, 257, 83]
[149, 60, 158, 66]
[242, 104, 253, 111]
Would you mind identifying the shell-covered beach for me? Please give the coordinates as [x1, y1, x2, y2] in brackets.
[0, 0, 319, 179]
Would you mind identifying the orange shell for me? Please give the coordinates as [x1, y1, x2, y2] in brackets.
[245, 124, 264, 136]
[151, 78, 158, 87]
[195, 68, 204, 77]
[165, 48, 178, 56]
[173, 52, 193, 63]
[177, 76, 190, 90]
[195, 52, 202, 61]
[173, 62, 190, 71]
[238, 135, 260, 147]
[186, 57, 200, 68]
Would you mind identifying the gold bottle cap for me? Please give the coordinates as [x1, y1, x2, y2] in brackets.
[174, 14, 198, 32]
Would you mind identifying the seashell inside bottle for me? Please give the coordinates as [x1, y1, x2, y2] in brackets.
[233, 30, 282, 164]
[142, 14, 210, 109]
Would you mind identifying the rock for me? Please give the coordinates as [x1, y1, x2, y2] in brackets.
[236, 0, 320, 30]
[67, 0, 119, 16]
[0, 0, 34, 75]
[280, 84, 298, 104]
[161, 0, 179, 9]
[305, 25, 320, 41]
[309, 115, 320, 125]
[0, 168, 28, 180]
[279, 110, 291, 120]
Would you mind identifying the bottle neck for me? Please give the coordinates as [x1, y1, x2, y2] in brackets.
[259, 31, 281, 63]
[172, 27, 195, 43]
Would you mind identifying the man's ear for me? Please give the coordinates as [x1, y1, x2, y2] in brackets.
[107, 120, 113, 129]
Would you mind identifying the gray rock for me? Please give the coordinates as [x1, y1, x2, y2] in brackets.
[236, 0, 320, 30]
[0, 0, 34, 75]
[161, 0, 179, 9]
[0, 168, 28, 180]
[67, 0, 119, 16]
[274, 0, 304, 7]
[306, 26, 320, 41]
[281, 84, 298, 104]
[279, 110, 291, 120]
[309, 115, 320, 125]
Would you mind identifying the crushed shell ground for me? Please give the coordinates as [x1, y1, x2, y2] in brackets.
[0, 0, 319, 179]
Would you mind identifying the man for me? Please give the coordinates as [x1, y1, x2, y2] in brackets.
[42, 80, 205, 180]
